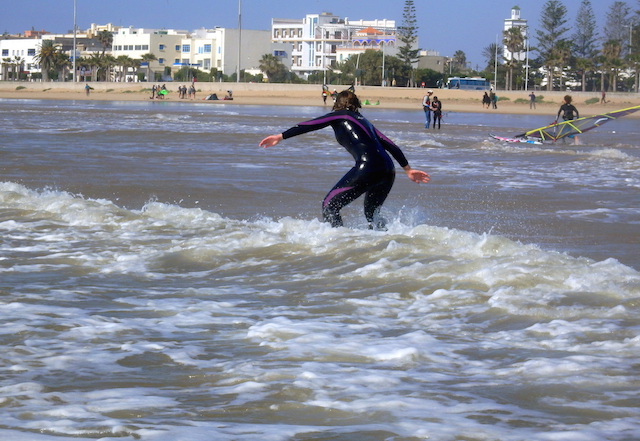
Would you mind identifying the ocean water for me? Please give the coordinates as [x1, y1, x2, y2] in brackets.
[1, 98, 639, 441]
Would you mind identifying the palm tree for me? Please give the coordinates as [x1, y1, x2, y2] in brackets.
[35, 40, 59, 82]
[88, 53, 104, 81]
[52, 52, 70, 81]
[503, 27, 525, 90]
[115, 55, 135, 82]
[140, 53, 157, 82]
[101, 54, 116, 81]
[259, 54, 285, 82]
[1, 57, 12, 81]
[573, 57, 594, 91]
[602, 39, 623, 91]
[96, 30, 113, 57]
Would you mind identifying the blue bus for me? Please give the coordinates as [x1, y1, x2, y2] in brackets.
[446, 77, 491, 90]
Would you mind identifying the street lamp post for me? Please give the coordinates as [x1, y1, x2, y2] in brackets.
[72, 0, 77, 82]
[381, 40, 385, 86]
[236, 0, 242, 83]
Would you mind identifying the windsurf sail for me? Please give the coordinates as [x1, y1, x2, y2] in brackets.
[516, 105, 640, 142]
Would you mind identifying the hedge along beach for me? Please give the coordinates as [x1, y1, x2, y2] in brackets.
[1, 81, 639, 116]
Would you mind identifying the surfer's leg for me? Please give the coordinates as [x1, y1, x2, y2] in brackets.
[322, 168, 365, 227]
[363, 171, 395, 230]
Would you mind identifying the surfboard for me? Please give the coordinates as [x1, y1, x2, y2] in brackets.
[489, 134, 543, 145]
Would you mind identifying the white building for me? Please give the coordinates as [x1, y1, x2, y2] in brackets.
[503, 6, 528, 62]
[112, 26, 288, 81]
[112, 27, 189, 81]
[272, 12, 397, 78]
[0, 37, 40, 80]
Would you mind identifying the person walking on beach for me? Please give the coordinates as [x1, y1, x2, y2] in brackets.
[85, 83, 92, 96]
[529, 92, 536, 109]
[431, 96, 443, 129]
[259, 88, 430, 229]
[491, 91, 498, 109]
[601, 90, 607, 104]
[422, 89, 433, 128]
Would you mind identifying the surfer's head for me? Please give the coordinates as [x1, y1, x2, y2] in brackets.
[333, 89, 361, 112]
[564, 95, 572, 104]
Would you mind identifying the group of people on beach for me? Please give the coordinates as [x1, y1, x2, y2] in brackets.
[421, 90, 443, 129]
[177, 84, 197, 100]
[150, 84, 168, 99]
[482, 90, 499, 109]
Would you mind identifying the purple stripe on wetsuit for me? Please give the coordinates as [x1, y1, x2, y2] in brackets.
[323, 186, 354, 208]
[298, 114, 375, 141]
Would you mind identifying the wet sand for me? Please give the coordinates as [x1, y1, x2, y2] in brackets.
[1, 81, 638, 117]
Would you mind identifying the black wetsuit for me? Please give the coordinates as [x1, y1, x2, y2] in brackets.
[282, 109, 409, 228]
[558, 103, 579, 121]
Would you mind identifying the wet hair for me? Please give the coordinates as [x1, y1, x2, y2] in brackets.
[564, 95, 572, 104]
[332, 89, 362, 112]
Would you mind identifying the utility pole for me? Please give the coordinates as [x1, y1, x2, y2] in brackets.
[72, 0, 77, 82]
[236, 0, 242, 83]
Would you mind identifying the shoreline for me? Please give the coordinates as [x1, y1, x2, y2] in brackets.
[1, 81, 639, 117]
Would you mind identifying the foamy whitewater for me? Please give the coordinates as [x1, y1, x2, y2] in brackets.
[1, 98, 639, 441]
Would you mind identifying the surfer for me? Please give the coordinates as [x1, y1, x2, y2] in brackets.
[259, 88, 430, 229]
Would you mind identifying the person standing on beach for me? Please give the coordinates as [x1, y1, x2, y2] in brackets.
[482, 92, 491, 109]
[422, 89, 433, 128]
[431, 96, 443, 129]
[529, 92, 536, 109]
[259, 88, 430, 229]
[85, 84, 91, 96]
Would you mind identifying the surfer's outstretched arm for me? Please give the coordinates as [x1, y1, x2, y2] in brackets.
[259, 134, 283, 148]
[402, 165, 430, 184]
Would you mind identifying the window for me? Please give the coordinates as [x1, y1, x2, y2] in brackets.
[175, 45, 180, 51]
[2, 49, 8, 56]
[158, 58, 164, 64]
[28, 48, 36, 56]
[134, 45, 142, 50]
[159, 44, 165, 50]
[182, 44, 190, 53]
[142, 45, 149, 50]
[203, 44, 211, 53]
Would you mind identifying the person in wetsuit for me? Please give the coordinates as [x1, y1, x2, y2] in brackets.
[259, 89, 430, 229]
[555, 95, 580, 144]
[556, 94, 579, 123]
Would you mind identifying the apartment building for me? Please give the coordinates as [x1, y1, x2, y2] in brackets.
[112, 26, 289, 80]
[272, 12, 397, 78]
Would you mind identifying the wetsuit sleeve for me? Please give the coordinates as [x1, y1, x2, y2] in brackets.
[282, 114, 335, 140]
[374, 128, 409, 168]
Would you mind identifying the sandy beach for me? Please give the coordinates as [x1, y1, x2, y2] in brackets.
[1, 81, 639, 117]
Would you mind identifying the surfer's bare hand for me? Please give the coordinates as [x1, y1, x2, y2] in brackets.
[404, 168, 430, 184]
[259, 134, 283, 148]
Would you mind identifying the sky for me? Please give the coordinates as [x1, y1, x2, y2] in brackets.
[2, 0, 613, 68]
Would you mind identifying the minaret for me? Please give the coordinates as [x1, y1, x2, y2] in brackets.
[503, 6, 528, 62]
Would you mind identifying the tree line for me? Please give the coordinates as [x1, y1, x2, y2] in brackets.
[484, 0, 640, 92]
